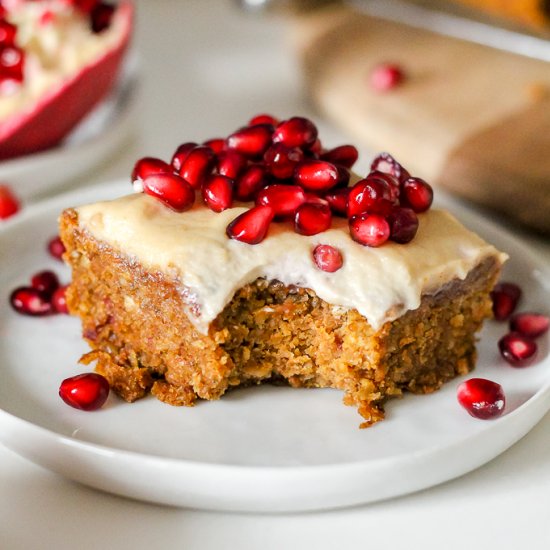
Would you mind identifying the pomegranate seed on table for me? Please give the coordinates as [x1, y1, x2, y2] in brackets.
[498, 332, 538, 367]
[178, 145, 215, 189]
[294, 160, 339, 192]
[509, 313, 550, 339]
[491, 282, 522, 321]
[272, 117, 318, 150]
[457, 378, 505, 420]
[52, 285, 69, 314]
[0, 184, 20, 219]
[320, 145, 359, 169]
[312, 244, 344, 273]
[226, 205, 274, 244]
[171, 142, 198, 171]
[388, 206, 419, 244]
[249, 113, 279, 126]
[90, 2, 115, 33]
[347, 178, 393, 218]
[401, 177, 434, 213]
[294, 203, 332, 236]
[131, 157, 171, 182]
[59, 373, 110, 411]
[256, 184, 306, 218]
[264, 143, 304, 180]
[226, 124, 273, 158]
[235, 165, 268, 202]
[10, 287, 53, 316]
[30, 270, 59, 297]
[370, 62, 405, 92]
[371, 152, 410, 184]
[47, 235, 66, 260]
[142, 173, 195, 212]
[217, 150, 247, 179]
[349, 213, 390, 247]
[324, 188, 349, 217]
[202, 174, 234, 213]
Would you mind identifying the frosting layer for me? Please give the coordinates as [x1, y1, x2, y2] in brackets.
[76, 194, 505, 334]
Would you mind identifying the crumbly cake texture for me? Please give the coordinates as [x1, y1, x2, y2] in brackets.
[60, 208, 501, 427]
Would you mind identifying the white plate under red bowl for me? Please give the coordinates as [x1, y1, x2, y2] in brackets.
[0, 181, 549, 512]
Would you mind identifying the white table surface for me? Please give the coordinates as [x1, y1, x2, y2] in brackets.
[2, 1, 550, 548]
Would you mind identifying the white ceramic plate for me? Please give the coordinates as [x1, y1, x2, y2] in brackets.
[0, 181, 549, 513]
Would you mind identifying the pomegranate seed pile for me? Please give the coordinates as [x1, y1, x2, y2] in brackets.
[131, 114, 434, 270]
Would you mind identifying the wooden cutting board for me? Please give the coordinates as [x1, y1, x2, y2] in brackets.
[288, 4, 550, 234]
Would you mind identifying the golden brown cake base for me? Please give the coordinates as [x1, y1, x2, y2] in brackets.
[60, 208, 500, 427]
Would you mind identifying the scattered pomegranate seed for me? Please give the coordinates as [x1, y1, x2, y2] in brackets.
[30, 270, 59, 297]
[401, 177, 434, 213]
[48, 235, 66, 261]
[312, 244, 343, 273]
[320, 145, 359, 169]
[0, 184, 20, 219]
[324, 188, 349, 217]
[294, 160, 339, 192]
[142, 173, 195, 212]
[294, 203, 332, 236]
[370, 62, 405, 92]
[264, 143, 304, 180]
[9, 287, 53, 316]
[52, 285, 69, 314]
[256, 184, 306, 218]
[217, 150, 247, 179]
[510, 312, 550, 339]
[498, 332, 538, 367]
[457, 378, 505, 420]
[235, 165, 268, 202]
[59, 373, 110, 411]
[171, 142, 197, 172]
[491, 282, 522, 321]
[226, 124, 273, 158]
[388, 207, 419, 244]
[371, 152, 410, 184]
[178, 146, 215, 189]
[272, 117, 318, 150]
[203, 138, 225, 154]
[249, 113, 279, 126]
[349, 213, 390, 247]
[226, 205, 274, 244]
[131, 157, 171, 183]
[202, 175, 234, 212]
[90, 2, 115, 33]
[0, 20, 17, 46]
[347, 178, 393, 218]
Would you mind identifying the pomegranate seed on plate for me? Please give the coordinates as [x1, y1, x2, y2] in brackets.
[349, 213, 390, 247]
[59, 373, 110, 411]
[47, 235, 66, 260]
[272, 117, 318, 150]
[370, 62, 405, 92]
[371, 152, 410, 184]
[178, 145, 215, 189]
[256, 184, 306, 218]
[226, 205, 274, 244]
[388, 206, 419, 244]
[491, 282, 522, 321]
[203, 138, 225, 154]
[90, 3, 115, 33]
[313, 244, 343, 273]
[226, 124, 273, 158]
[202, 174, 234, 212]
[457, 378, 505, 420]
[9, 287, 53, 316]
[217, 150, 247, 179]
[235, 165, 267, 202]
[0, 184, 20, 219]
[264, 143, 304, 180]
[294, 203, 332, 236]
[294, 159, 339, 192]
[142, 173, 195, 212]
[347, 177, 393, 218]
[171, 142, 197, 171]
[401, 177, 434, 213]
[498, 332, 537, 367]
[131, 157, 171, 182]
[249, 113, 279, 126]
[324, 188, 349, 217]
[52, 285, 69, 314]
[30, 270, 59, 297]
[320, 145, 359, 169]
[509, 312, 549, 339]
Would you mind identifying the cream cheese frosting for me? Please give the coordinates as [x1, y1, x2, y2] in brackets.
[76, 194, 506, 334]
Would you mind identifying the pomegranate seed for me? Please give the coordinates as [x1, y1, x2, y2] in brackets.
[226, 205, 274, 244]
[142, 173, 195, 212]
[0, 184, 20, 219]
[304, 193, 329, 207]
[499, 332, 538, 367]
[370, 62, 405, 92]
[324, 188, 349, 217]
[131, 157, 171, 182]
[294, 160, 339, 192]
[249, 113, 279, 126]
[9, 287, 53, 316]
[59, 373, 110, 411]
[294, 203, 332, 236]
[0, 20, 17, 46]
[30, 270, 59, 297]
[491, 282, 522, 321]
[334, 165, 351, 189]
[226, 124, 273, 158]
[217, 150, 247, 179]
[171, 142, 197, 172]
[202, 174, 234, 212]
[47, 235, 66, 260]
[401, 177, 434, 213]
[309, 138, 323, 157]
[52, 285, 69, 314]
[90, 2, 115, 33]
[457, 378, 505, 420]
[510, 312, 549, 339]
[203, 138, 225, 154]
[347, 178, 393, 218]
[349, 213, 390, 247]
[368, 170, 400, 202]
[388, 207, 419, 244]
[371, 152, 410, 184]
[312, 244, 344, 273]
[0, 45, 24, 83]
[235, 165, 268, 202]
[264, 143, 304, 180]
[272, 117, 318, 150]
[256, 184, 306, 218]
[320, 145, 359, 169]
[178, 146, 215, 189]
